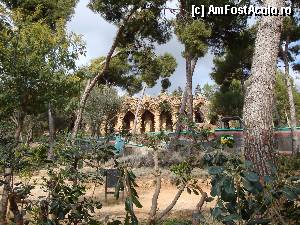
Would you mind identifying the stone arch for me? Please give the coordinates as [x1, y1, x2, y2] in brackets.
[194, 109, 205, 123]
[141, 110, 155, 133]
[160, 111, 173, 131]
[123, 111, 135, 131]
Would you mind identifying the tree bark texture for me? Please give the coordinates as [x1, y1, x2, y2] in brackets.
[243, 0, 284, 177]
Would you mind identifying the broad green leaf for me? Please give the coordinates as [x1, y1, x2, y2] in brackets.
[208, 166, 224, 175]
[280, 186, 298, 201]
[244, 172, 259, 182]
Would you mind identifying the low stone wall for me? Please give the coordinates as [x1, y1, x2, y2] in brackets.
[215, 129, 300, 152]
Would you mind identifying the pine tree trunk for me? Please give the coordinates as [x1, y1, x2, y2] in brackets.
[186, 53, 193, 120]
[71, 51, 124, 142]
[174, 56, 198, 137]
[71, 27, 125, 142]
[282, 36, 299, 154]
[71, 9, 138, 142]
[174, 0, 190, 137]
[174, 87, 188, 137]
[243, 0, 284, 177]
[48, 103, 55, 160]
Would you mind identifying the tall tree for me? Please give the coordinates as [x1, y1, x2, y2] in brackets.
[211, 28, 255, 91]
[173, 0, 249, 135]
[243, 0, 284, 176]
[274, 72, 300, 127]
[279, 12, 300, 154]
[175, 14, 211, 119]
[209, 80, 244, 121]
[1, 0, 83, 158]
[71, 0, 176, 141]
[0, 9, 84, 221]
[209, 28, 255, 123]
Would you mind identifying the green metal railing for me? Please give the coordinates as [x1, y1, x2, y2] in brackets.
[215, 127, 300, 132]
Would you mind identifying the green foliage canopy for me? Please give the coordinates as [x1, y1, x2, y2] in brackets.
[0, 11, 85, 119]
[88, 0, 172, 46]
[1, 0, 79, 28]
[82, 49, 177, 95]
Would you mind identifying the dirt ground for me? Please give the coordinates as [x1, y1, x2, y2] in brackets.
[19, 168, 215, 223]
[89, 168, 213, 222]
[94, 179, 213, 222]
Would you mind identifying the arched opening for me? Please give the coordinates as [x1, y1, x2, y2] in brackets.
[160, 111, 173, 131]
[195, 109, 205, 123]
[141, 110, 155, 133]
[123, 111, 135, 131]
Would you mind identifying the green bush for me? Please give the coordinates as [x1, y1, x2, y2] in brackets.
[163, 219, 192, 225]
[206, 152, 300, 225]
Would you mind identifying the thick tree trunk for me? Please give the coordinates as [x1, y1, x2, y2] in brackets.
[25, 116, 33, 146]
[243, 0, 284, 177]
[186, 53, 199, 121]
[174, 56, 198, 137]
[282, 37, 299, 154]
[48, 103, 55, 160]
[14, 112, 24, 141]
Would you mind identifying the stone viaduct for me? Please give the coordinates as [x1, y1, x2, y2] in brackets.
[114, 93, 210, 134]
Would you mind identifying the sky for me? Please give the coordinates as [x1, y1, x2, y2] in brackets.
[67, 0, 300, 96]
[67, 0, 215, 96]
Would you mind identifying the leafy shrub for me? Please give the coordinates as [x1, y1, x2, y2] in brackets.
[206, 152, 300, 225]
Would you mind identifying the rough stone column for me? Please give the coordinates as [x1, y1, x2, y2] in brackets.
[172, 112, 178, 131]
[136, 113, 142, 134]
[115, 114, 124, 132]
[154, 111, 161, 132]
[100, 122, 106, 136]
[192, 110, 196, 122]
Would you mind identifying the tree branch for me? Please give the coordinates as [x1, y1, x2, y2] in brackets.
[148, 151, 161, 221]
[156, 185, 185, 222]
[71, 5, 138, 142]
